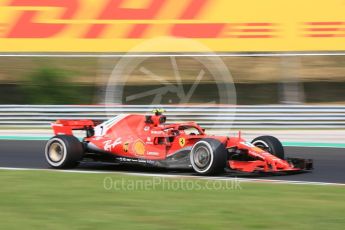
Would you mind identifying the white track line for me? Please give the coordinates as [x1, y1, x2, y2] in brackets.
[0, 167, 344, 186]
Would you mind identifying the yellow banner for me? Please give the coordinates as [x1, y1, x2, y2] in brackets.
[1, 0, 345, 52]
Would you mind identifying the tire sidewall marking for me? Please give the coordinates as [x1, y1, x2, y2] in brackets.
[252, 140, 270, 152]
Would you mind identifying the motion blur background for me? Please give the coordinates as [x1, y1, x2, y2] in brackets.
[1, 0, 345, 106]
[0, 0, 344, 134]
[0, 1, 344, 229]
[0, 56, 344, 105]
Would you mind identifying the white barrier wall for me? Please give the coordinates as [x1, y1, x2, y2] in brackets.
[0, 105, 344, 129]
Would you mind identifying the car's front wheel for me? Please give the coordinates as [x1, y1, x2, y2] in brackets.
[45, 135, 84, 169]
[190, 138, 227, 175]
[251, 135, 285, 159]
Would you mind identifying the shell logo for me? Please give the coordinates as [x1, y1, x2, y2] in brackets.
[133, 140, 145, 156]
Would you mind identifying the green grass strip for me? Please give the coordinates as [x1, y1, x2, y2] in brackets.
[282, 142, 345, 148]
[0, 136, 49, 141]
[0, 170, 344, 230]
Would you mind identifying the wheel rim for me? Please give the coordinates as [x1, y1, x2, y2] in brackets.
[193, 146, 211, 169]
[48, 142, 64, 162]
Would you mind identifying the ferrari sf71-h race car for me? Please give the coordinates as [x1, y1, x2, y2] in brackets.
[45, 109, 313, 175]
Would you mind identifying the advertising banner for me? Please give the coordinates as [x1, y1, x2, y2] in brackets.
[0, 0, 345, 52]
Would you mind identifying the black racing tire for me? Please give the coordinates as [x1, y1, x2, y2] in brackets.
[45, 135, 84, 169]
[190, 138, 227, 175]
[251, 135, 285, 159]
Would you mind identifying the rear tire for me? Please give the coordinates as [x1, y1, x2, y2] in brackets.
[190, 138, 227, 175]
[45, 135, 84, 169]
[251, 135, 285, 159]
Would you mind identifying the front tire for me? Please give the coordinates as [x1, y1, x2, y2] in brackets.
[251, 135, 285, 159]
[45, 135, 84, 169]
[190, 138, 227, 175]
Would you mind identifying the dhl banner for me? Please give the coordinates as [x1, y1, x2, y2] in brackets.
[1, 0, 345, 53]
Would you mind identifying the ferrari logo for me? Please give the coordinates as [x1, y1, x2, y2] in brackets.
[179, 138, 186, 147]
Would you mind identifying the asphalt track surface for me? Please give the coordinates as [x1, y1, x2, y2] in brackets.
[0, 140, 344, 184]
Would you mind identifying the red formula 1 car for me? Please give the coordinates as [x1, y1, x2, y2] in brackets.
[45, 109, 313, 175]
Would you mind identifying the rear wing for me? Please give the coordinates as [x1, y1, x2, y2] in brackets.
[51, 120, 100, 136]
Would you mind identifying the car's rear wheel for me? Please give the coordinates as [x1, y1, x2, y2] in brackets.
[45, 135, 84, 169]
[190, 138, 227, 175]
[251, 135, 285, 159]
